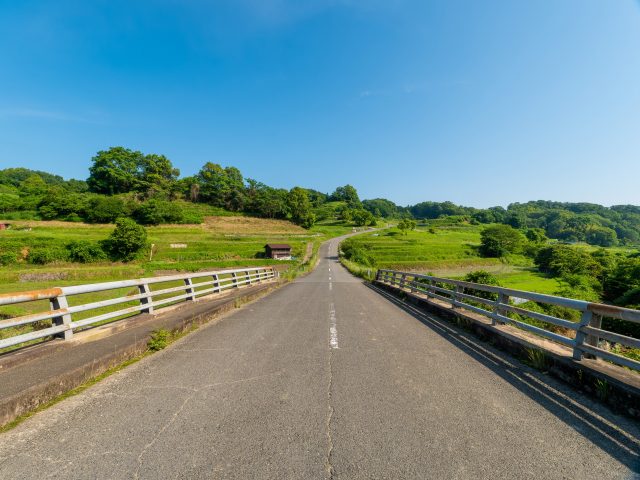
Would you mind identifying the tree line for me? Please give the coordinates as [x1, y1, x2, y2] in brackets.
[2, 147, 640, 246]
[0, 147, 380, 228]
[478, 224, 640, 313]
[409, 200, 640, 247]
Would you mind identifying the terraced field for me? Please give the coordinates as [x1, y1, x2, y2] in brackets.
[0, 217, 353, 331]
[344, 224, 562, 294]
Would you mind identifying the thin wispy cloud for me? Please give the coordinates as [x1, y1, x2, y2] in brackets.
[0, 108, 95, 124]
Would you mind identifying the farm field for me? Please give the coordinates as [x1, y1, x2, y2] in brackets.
[344, 224, 563, 295]
[0, 216, 353, 324]
[0, 216, 355, 352]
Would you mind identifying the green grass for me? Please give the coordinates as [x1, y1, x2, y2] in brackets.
[488, 270, 561, 294]
[345, 223, 562, 295]
[0, 216, 353, 349]
[347, 224, 497, 271]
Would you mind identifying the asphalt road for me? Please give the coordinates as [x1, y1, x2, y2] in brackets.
[1, 236, 639, 479]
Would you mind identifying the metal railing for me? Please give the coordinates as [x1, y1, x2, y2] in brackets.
[376, 269, 640, 372]
[0, 267, 276, 351]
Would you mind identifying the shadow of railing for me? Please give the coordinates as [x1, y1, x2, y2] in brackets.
[366, 283, 640, 474]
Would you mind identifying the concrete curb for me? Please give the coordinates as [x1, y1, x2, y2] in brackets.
[373, 280, 640, 420]
[0, 280, 284, 427]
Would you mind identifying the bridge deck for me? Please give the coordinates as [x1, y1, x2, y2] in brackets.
[0, 237, 638, 478]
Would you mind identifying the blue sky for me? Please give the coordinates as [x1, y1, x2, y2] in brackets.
[0, 0, 639, 208]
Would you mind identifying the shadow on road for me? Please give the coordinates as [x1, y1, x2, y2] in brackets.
[366, 283, 640, 474]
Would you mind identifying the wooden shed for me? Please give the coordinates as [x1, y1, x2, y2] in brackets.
[265, 244, 292, 260]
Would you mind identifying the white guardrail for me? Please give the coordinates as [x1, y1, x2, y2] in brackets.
[0, 267, 276, 350]
[376, 269, 640, 372]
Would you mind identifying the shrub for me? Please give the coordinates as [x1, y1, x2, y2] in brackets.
[64, 213, 83, 222]
[67, 240, 107, 263]
[0, 251, 17, 266]
[27, 247, 70, 264]
[340, 241, 377, 267]
[462, 270, 501, 302]
[535, 244, 602, 278]
[84, 196, 127, 223]
[479, 225, 524, 257]
[103, 217, 148, 262]
[134, 199, 184, 225]
[148, 329, 171, 351]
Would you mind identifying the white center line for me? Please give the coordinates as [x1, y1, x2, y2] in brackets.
[329, 303, 338, 349]
[329, 282, 332, 291]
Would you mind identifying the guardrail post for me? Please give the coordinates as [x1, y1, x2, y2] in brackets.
[245, 270, 251, 286]
[451, 285, 462, 309]
[212, 274, 220, 293]
[50, 295, 73, 340]
[425, 279, 434, 298]
[492, 292, 509, 326]
[584, 313, 603, 359]
[231, 272, 239, 288]
[410, 275, 417, 294]
[184, 277, 195, 301]
[138, 283, 154, 314]
[400, 274, 407, 290]
[573, 310, 593, 360]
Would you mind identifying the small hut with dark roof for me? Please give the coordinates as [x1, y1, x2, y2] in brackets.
[265, 244, 292, 260]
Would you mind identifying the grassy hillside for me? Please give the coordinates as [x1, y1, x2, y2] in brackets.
[344, 224, 563, 294]
[0, 216, 351, 301]
[0, 215, 355, 350]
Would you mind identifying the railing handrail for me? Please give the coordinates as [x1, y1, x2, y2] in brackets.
[0, 267, 274, 306]
[376, 269, 640, 322]
[0, 266, 277, 351]
[376, 269, 640, 372]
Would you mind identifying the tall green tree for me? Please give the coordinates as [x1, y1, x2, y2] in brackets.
[197, 163, 246, 211]
[479, 225, 524, 257]
[331, 184, 361, 208]
[139, 154, 180, 195]
[87, 147, 144, 195]
[87, 147, 179, 196]
[287, 187, 316, 228]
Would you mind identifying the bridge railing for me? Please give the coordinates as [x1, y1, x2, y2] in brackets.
[376, 269, 640, 372]
[0, 266, 276, 351]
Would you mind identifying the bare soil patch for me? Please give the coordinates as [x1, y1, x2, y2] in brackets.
[203, 216, 307, 235]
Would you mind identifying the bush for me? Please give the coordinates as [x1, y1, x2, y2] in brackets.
[27, 247, 70, 264]
[535, 244, 602, 278]
[64, 213, 83, 222]
[148, 329, 171, 351]
[84, 196, 127, 223]
[0, 251, 17, 266]
[134, 199, 184, 225]
[103, 217, 148, 262]
[479, 225, 524, 257]
[67, 240, 107, 263]
[340, 241, 377, 267]
[463, 270, 501, 301]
